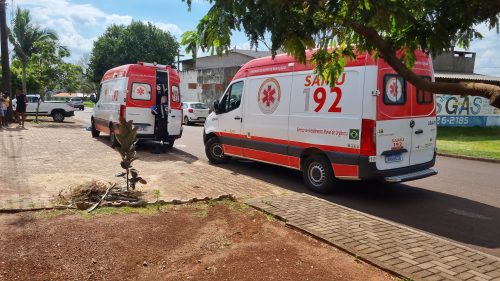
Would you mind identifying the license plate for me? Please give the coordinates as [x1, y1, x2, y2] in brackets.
[385, 154, 403, 163]
[136, 126, 148, 131]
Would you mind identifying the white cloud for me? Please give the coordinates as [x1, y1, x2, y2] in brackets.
[106, 14, 133, 26]
[457, 23, 500, 77]
[143, 21, 182, 36]
[15, 0, 178, 62]
[235, 41, 252, 50]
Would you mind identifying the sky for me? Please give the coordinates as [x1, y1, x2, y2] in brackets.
[12, 0, 500, 77]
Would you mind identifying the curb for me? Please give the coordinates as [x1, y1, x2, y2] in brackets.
[0, 194, 236, 214]
[438, 152, 500, 164]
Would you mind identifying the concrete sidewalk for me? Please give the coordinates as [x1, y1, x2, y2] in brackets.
[244, 193, 500, 281]
[0, 118, 285, 210]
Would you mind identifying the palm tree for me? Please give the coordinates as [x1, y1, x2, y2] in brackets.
[8, 7, 57, 94]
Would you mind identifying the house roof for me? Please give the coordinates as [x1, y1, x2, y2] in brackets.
[232, 49, 273, 58]
[181, 49, 274, 63]
[434, 72, 500, 83]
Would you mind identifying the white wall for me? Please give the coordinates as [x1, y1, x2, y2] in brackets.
[179, 70, 201, 102]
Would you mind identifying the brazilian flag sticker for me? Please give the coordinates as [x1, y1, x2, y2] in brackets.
[349, 129, 360, 140]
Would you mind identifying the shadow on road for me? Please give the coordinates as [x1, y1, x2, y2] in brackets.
[214, 158, 500, 254]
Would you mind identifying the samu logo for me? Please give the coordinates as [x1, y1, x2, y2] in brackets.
[257, 78, 281, 114]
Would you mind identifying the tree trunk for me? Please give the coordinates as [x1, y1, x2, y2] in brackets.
[126, 168, 130, 191]
[347, 22, 500, 109]
[21, 61, 27, 94]
[0, 0, 11, 98]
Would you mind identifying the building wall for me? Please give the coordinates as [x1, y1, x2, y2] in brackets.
[179, 70, 201, 102]
[436, 94, 500, 127]
[432, 51, 475, 73]
[183, 53, 252, 70]
[179, 66, 241, 106]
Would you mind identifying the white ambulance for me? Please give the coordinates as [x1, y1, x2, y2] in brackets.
[91, 62, 183, 148]
[203, 50, 438, 193]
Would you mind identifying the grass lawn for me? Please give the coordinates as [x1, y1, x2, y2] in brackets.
[437, 127, 500, 161]
[83, 101, 95, 108]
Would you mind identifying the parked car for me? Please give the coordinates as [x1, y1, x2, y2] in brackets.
[12, 94, 75, 122]
[182, 102, 210, 125]
[203, 49, 437, 193]
[91, 62, 183, 148]
[68, 97, 84, 110]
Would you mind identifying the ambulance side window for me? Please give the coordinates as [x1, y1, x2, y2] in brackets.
[383, 75, 406, 105]
[417, 76, 433, 104]
[220, 81, 244, 113]
[131, 83, 152, 100]
[96, 83, 103, 102]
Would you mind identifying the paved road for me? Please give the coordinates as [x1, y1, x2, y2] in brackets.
[75, 108, 92, 126]
[74, 111, 500, 257]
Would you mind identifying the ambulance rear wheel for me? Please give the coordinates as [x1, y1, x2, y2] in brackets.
[206, 137, 230, 164]
[302, 155, 336, 194]
[166, 140, 175, 149]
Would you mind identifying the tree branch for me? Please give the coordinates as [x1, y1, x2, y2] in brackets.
[346, 22, 500, 109]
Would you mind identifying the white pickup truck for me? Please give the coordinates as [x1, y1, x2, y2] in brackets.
[12, 94, 75, 122]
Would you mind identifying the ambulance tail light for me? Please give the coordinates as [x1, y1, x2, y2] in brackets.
[360, 119, 376, 156]
[188, 108, 194, 113]
[119, 105, 126, 119]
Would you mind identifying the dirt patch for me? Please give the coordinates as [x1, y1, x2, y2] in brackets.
[0, 202, 394, 281]
[55, 180, 146, 210]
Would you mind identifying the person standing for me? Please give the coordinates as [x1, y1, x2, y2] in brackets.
[3, 93, 11, 126]
[151, 94, 169, 154]
[15, 88, 27, 128]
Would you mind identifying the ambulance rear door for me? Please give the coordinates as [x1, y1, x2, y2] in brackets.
[375, 69, 413, 170]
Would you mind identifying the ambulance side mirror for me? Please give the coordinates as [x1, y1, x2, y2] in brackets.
[213, 100, 220, 114]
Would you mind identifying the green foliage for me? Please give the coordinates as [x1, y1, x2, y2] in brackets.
[8, 7, 59, 93]
[8, 7, 81, 95]
[153, 189, 161, 210]
[89, 21, 179, 83]
[80, 205, 160, 218]
[180, 30, 200, 60]
[182, 0, 500, 87]
[31, 40, 82, 93]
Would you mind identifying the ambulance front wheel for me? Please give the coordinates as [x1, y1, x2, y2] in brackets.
[91, 119, 100, 138]
[205, 137, 231, 164]
[302, 155, 337, 194]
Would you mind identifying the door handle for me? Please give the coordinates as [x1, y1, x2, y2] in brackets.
[415, 129, 423, 134]
[171, 115, 176, 117]
[234, 116, 242, 120]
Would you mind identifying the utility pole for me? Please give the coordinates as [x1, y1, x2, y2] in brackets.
[0, 0, 11, 97]
[177, 49, 184, 71]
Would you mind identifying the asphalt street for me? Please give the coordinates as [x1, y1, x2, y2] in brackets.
[75, 109, 500, 257]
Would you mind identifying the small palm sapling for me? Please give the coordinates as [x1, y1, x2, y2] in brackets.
[115, 117, 147, 190]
